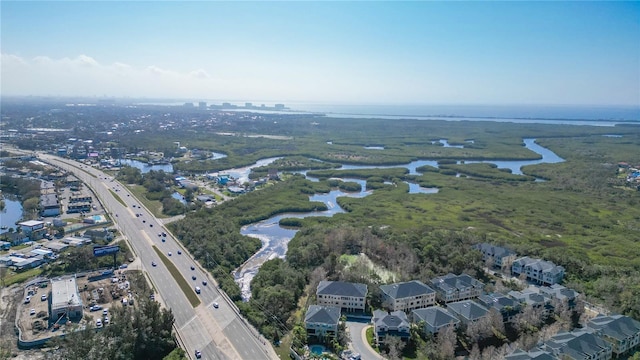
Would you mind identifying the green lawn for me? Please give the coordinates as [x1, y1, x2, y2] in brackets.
[109, 189, 127, 207]
[3, 267, 43, 287]
[126, 184, 168, 218]
[152, 246, 200, 308]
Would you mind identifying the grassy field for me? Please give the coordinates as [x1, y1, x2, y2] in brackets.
[3, 267, 43, 287]
[152, 245, 200, 308]
[126, 184, 168, 218]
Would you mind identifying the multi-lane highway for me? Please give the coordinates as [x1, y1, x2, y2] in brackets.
[36, 152, 276, 360]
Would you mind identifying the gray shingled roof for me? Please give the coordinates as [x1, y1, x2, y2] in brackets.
[447, 300, 489, 322]
[317, 281, 367, 298]
[305, 305, 341, 326]
[588, 314, 640, 341]
[412, 307, 460, 328]
[431, 273, 484, 293]
[473, 243, 515, 258]
[373, 310, 409, 329]
[505, 349, 555, 360]
[380, 280, 434, 300]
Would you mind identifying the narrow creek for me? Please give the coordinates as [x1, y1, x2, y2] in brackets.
[231, 138, 565, 300]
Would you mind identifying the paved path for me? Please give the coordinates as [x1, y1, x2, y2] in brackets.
[346, 321, 384, 360]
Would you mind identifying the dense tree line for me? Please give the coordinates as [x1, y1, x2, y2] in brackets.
[117, 168, 190, 215]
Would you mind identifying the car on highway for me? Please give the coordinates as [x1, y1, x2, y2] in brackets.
[190, 266, 195, 271]
[142, 220, 146, 223]
[151, 261, 157, 267]
[162, 238, 165, 242]
[177, 250, 182, 255]
[150, 224, 153, 227]
[213, 302, 219, 309]
[192, 275, 196, 280]
[195, 286, 201, 294]
[195, 350, 202, 359]
[202, 280, 207, 286]
[158, 233, 162, 237]
[168, 252, 172, 256]
[162, 232, 167, 237]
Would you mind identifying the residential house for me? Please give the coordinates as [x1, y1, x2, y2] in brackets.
[586, 314, 640, 357]
[539, 330, 612, 360]
[446, 300, 490, 324]
[430, 273, 484, 303]
[304, 305, 341, 340]
[372, 310, 410, 345]
[477, 293, 522, 323]
[505, 349, 555, 360]
[316, 281, 368, 312]
[472, 243, 517, 270]
[379, 280, 436, 312]
[411, 306, 460, 335]
[508, 287, 554, 317]
[539, 284, 580, 309]
[511, 256, 565, 285]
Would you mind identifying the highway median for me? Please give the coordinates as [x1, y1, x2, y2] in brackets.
[152, 245, 201, 308]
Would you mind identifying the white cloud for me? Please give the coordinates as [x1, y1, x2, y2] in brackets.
[190, 69, 210, 79]
[0, 53, 227, 98]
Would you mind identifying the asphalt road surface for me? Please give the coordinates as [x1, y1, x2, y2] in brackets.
[36, 153, 276, 360]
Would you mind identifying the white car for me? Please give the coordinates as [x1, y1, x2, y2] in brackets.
[104, 316, 109, 324]
[103, 309, 108, 316]
[30, 308, 36, 316]
[96, 319, 103, 328]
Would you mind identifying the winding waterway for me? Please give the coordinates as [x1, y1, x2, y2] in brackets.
[232, 138, 565, 300]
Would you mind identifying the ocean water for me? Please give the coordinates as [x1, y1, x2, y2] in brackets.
[284, 103, 640, 121]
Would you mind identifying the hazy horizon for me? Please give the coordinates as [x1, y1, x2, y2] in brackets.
[2, 2, 639, 107]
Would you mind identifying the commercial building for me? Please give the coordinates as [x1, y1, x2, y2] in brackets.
[40, 193, 60, 217]
[51, 276, 83, 320]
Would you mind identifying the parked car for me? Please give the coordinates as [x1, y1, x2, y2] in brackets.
[41, 294, 47, 301]
[30, 308, 36, 316]
[103, 309, 108, 316]
[96, 319, 103, 328]
[24, 296, 31, 304]
[90, 305, 102, 311]
[213, 302, 219, 309]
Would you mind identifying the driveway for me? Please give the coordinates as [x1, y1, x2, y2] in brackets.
[346, 320, 384, 360]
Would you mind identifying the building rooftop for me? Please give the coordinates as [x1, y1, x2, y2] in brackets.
[472, 243, 516, 258]
[51, 277, 82, 309]
[317, 281, 368, 298]
[412, 307, 460, 328]
[373, 310, 410, 329]
[380, 280, 434, 300]
[305, 305, 341, 326]
[19, 220, 44, 227]
[447, 300, 489, 322]
[431, 273, 484, 293]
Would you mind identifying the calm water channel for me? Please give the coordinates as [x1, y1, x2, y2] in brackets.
[233, 138, 565, 300]
[0, 197, 24, 234]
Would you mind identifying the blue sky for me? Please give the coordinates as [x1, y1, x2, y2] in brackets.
[2, 1, 639, 106]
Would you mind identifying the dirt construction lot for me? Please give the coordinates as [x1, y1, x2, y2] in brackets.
[1, 269, 138, 358]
